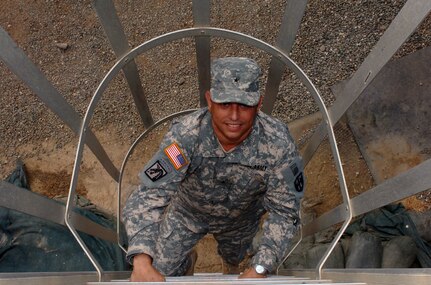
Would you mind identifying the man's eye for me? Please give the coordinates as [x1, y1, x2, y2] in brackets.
[222, 103, 231, 107]
[239, 104, 252, 109]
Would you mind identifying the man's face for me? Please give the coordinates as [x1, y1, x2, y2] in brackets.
[205, 91, 261, 151]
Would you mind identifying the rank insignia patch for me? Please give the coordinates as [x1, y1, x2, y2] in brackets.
[290, 162, 299, 176]
[145, 160, 168, 182]
[294, 173, 304, 192]
[164, 142, 188, 170]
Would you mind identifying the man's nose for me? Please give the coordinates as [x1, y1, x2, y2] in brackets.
[230, 104, 239, 120]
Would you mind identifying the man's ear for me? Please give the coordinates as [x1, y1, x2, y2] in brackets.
[205, 91, 212, 111]
[257, 96, 263, 110]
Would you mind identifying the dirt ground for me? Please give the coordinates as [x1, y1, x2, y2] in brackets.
[1, 0, 430, 273]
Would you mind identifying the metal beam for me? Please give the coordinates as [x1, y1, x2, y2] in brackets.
[192, 0, 211, 107]
[283, 268, 431, 285]
[88, 275, 355, 285]
[92, 0, 154, 128]
[0, 272, 130, 285]
[261, 0, 308, 114]
[0, 27, 120, 181]
[301, 0, 431, 165]
[303, 158, 431, 237]
[0, 181, 117, 243]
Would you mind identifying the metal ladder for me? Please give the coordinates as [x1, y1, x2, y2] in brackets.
[1, 1, 431, 285]
[87, 274, 366, 285]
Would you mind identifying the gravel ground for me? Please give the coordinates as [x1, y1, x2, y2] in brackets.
[1, 0, 431, 177]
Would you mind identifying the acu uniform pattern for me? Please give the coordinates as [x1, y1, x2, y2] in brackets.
[123, 108, 305, 275]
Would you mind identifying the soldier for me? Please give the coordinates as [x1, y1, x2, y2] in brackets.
[123, 57, 305, 282]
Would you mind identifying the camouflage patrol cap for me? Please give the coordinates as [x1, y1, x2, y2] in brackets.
[210, 57, 262, 106]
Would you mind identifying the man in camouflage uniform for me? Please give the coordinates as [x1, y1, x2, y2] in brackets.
[123, 57, 305, 282]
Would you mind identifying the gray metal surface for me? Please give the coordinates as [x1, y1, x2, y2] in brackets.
[163, 275, 309, 281]
[92, 0, 154, 128]
[0, 27, 119, 181]
[0, 271, 130, 285]
[87, 274, 363, 284]
[301, 0, 431, 166]
[261, 0, 308, 114]
[192, 0, 211, 107]
[87, 279, 352, 285]
[90, 278, 333, 284]
[303, 158, 431, 237]
[0, 181, 117, 243]
[341, 46, 431, 184]
[284, 268, 431, 285]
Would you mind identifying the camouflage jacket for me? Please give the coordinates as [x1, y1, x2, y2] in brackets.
[123, 108, 305, 272]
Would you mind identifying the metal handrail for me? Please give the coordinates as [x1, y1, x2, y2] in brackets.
[65, 27, 349, 281]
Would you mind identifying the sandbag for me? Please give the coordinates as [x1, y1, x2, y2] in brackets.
[306, 242, 344, 268]
[346, 204, 431, 267]
[346, 231, 382, 268]
[0, 161, 129, 272]
[382, 236, 417, 268]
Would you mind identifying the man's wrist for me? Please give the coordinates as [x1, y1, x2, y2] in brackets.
[252, 264, 268, 275]
[132, 253, 153, 267]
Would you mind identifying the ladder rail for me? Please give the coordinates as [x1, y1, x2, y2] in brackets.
[66, 26, 346, 281]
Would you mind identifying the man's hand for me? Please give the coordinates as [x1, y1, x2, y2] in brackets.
[130, 254, 166, 282]
[238, 267, 267, 279]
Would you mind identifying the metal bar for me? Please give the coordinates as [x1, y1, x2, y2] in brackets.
[112, 276, 329, 283]
[316, 211, 351, 279]
[329, 0, 431, 124]
[303, 203, 346, 238]
[66, 126, 105, 281]
[315, 122, 352, 279]
[283, 268, 431, 285]
[92, 0, 154, 127]
[261, 0, 308, 114]
[88, 278, 342, 285]
[164, 275, 308, 281]
[192, 0, 211, 107]
[0, 27, 120, 181]
[0, 271, 130, 285]
[276, 226, 303, 275]
[301, 0, 431, 166]
[0, 181, 117, 243]
[303, 158, 431, 237]
[64, 217, 104, 281]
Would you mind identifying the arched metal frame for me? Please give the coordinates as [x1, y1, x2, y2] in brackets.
[65, 27, 352, 281]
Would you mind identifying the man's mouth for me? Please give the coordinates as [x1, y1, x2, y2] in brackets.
[226, 123, 241, 130]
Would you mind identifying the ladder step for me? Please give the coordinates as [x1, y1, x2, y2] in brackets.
[89, 275, 366, 285]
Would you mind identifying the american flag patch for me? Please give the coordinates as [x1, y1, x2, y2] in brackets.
[164, 142, 188, 170]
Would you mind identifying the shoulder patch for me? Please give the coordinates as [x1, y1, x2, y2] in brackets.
[290, 162, 299, 176]
[145, 160, 168, 182]
[294, 172, 304, 192]
[164, 142, 188, 170]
